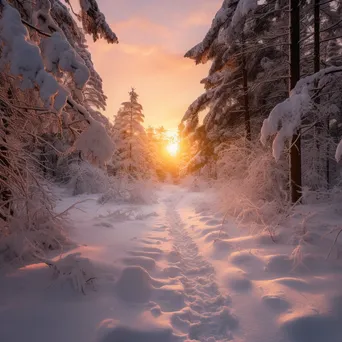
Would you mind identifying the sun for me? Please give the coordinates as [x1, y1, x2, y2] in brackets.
[166, 142, 179, 156]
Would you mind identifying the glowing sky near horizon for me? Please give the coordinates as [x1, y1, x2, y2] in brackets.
[87, 0, 221, 132]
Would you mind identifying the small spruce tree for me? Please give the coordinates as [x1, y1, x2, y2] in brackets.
[113, 89, 152, 179]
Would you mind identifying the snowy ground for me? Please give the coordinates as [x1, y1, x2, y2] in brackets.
[1, 184, 342, 342]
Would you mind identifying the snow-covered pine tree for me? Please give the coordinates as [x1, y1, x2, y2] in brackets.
[112, 89, 153, 180]
[261, 0, 342, 198]
[0, 0, 117, 264]
[182, 0, 289, 170]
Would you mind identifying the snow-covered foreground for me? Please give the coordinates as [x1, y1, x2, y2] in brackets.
[1, 185, 342, 342]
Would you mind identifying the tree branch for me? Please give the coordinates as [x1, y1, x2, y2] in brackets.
[21, 19, 51, 37]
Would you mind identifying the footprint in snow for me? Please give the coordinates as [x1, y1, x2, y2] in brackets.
[262, 295, 291, 312]
[121, 256, 156, 271]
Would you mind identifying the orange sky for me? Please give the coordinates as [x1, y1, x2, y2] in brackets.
[87, 0, 221, 132]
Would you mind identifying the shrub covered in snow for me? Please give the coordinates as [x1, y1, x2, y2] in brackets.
[0, 0, 118, 266]
[215, 138, 288, 227]
[68, 161, 112, 196]
[98, 177, 157, 205]
[0, 179, 68, 266]
[46, 253, 96, 294]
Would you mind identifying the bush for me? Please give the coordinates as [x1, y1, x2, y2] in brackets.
[214, 139, 289, 227]
[0, 180, 67, 267]
[67, 161, 112, 195]
[98, 177, 157, 205]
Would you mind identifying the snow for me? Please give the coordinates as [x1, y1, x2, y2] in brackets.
[261, 66, 342, 162]
[335, 140, 342, 162]
[33, 0, 58, 33]
[0, 1, 68, 110]
[231, 0, 258, 28]
[1, 184, 342, 342]
[261, 87, 313, 161]
[184, 0, 233, 62]
[41, 32, 90, 89]
[74, 119, 114, 166]
[79, 0, 118, 44]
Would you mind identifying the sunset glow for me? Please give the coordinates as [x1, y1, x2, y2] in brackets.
[166, 142, 179, 156]
[87, 0, 221, 130]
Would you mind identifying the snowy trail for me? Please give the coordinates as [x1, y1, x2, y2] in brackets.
[1, 184, 342, 342]
[164, 192, 237, 341]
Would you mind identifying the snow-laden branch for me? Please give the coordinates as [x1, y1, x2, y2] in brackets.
[40, 32, 90, 89]
[260, 87, 312, 161]
[184, 0, 236, 63]
[79, 0, 118, 44]
[0, 1, 114, 165]
[0, 1, 69, 110]
[230, 0, 258, 32]
[260, 66, 342, 162]
[185, 0, 258, 64]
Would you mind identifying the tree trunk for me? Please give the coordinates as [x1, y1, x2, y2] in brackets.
[313, 0, 322, 187]
[241, 33, 251, 141]
[0, 114, 13, 221]
[129, 104, 133, 174]
[289, 0, 302, 203]
[313, 0, 320, 75]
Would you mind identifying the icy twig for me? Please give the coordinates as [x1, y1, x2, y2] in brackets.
[53, 199, 96, 219]
[326, 227, 342, 260]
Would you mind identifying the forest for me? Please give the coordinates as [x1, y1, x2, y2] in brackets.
[1, 1, 342, 342]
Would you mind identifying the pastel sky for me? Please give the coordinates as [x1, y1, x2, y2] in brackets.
[86, 0, 221, 132]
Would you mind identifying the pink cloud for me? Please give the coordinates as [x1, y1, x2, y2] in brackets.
[85, 0, 221, 130]
[88, 40, 209, 129]
[115, 17, 171, 38]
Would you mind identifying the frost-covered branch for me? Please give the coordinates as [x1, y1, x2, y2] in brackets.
[79, 0, 118, 44]
[21, 18, 50, 37]
[0, 2, 69, 110]
[261, 67, 342, 162]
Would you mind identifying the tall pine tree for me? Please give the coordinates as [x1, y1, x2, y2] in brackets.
[113, 89, 152, 179]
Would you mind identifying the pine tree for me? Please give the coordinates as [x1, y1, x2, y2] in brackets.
[261, 0, 342, 197]
[113, 89, 152, 179]
[182, 0, 289, 170]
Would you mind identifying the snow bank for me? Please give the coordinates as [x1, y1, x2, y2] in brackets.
[98, 178, 157, 205]
[2, 185, 342, 342]
[115, 266, 153, 302]
[47, 253, 95, 294]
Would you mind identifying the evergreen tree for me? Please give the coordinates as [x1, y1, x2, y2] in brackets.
[261, 0, 342, 197]
[181, 0, 289, 169]
[113, 89, 152, 179]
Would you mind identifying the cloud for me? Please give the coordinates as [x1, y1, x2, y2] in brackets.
[115, 17, 171, 37]
[113, 17, 172, 46]
[85, 0, 221, 129]
[182, 10, 217, 28]
[88, 40, 209, 129]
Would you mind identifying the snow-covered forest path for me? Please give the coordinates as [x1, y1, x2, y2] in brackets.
[164, 191, 237, 341]
[1, 184, 342, 342]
